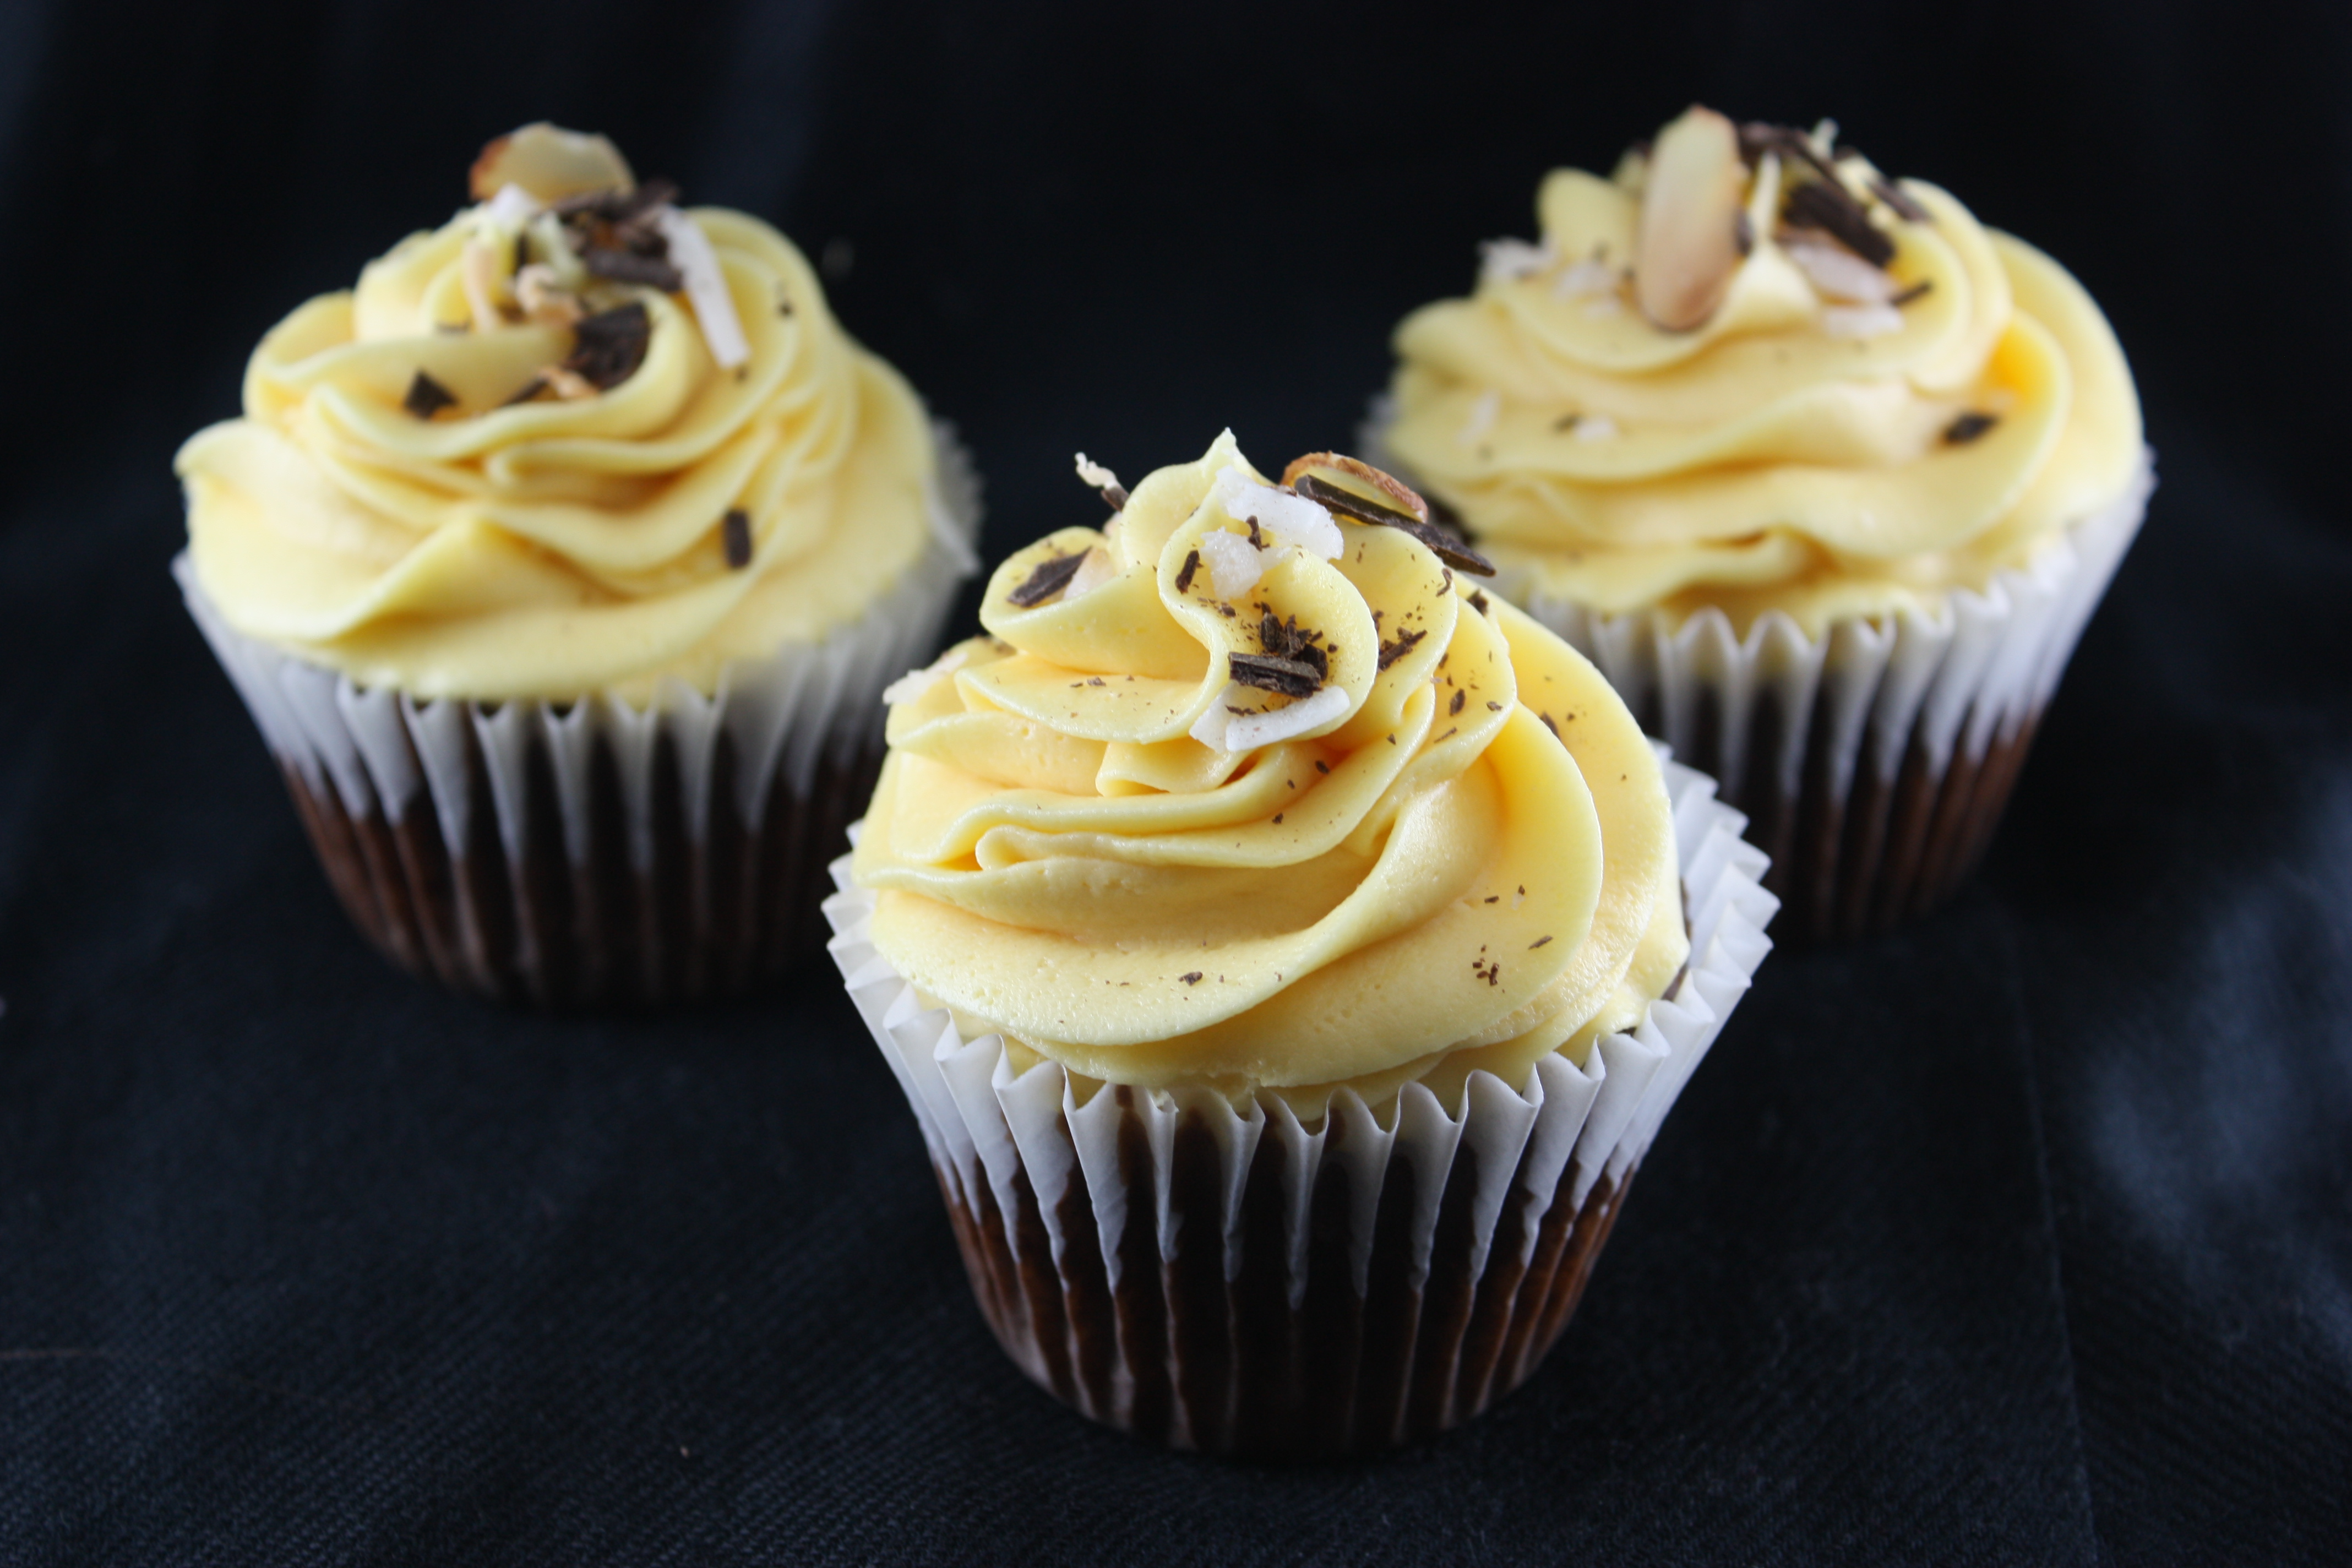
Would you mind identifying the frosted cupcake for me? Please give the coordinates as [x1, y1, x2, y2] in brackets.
[826, 434, 1772, 1458]
[1379, 109, 2149, 941]
[175, 124, 979, 1006]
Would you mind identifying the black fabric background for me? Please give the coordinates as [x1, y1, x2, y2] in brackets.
[2, 2, 2348, 1562]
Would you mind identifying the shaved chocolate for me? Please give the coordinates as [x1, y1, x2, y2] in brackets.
[553, 178, 679, 224]
[1227, 653, 1324, 699]
[1174, 549, 1200, 594]
[402, 371, 458, 419]
[1783, 179, 1896, 268]
[582, 247, 684, 291]
[1179, 971, 1203, 986]
[1554, 413, 1582, 433]
[1449, 688, 1467, 716]
[1292, 475, 1496, 576]
[1314, 760, 1330, 774]
[1943, 411, 1999, 445]
[565, 302, 652, 391]
[1888, 279, 1934, 308]
[1529, 935, 1554, 950]
[1376, 627, 1427, 672]
[722, 508, 753, 569]
[500, 375, 550, 408]
[1006, 550, 1087, 607]
[1734, 208, 1755, 257]
[1099, 482, 1129, 512]
[1258, 612, 1329, 679]
[1468, 589, 1490, 614]
[1870, 176, 1930, 224]
[1245, 516, 1264, 549]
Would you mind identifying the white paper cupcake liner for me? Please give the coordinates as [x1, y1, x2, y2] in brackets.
[1363, 400, 2152, 940]
[177, 421, 982, 1006]
[823, 749, 1776, 1458]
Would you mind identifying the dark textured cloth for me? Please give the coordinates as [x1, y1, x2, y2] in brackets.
[2, 2, 2348, 1562]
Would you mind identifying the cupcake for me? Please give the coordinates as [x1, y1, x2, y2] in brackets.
[175, 124, 979, 1005]
[825, 434, 1773, 1458]
[1377, 108, 2150, 941]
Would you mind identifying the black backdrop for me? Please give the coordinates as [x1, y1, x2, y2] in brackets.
[3, 2, 2349, 1563]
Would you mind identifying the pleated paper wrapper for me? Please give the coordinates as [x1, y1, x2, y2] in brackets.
[824, 750, 1776, 1460]
[1366, 401, 2152, 941]
[177, 422, 981, 1008]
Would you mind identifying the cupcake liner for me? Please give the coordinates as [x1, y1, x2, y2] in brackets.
[824, 750, 1776, 1460]
[177, 422, 982, 1008]
[1363, 402, 2151, 941]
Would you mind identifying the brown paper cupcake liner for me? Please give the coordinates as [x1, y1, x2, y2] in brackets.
[176, 422, 981, 1008]
[825, 750, 1775, 1460]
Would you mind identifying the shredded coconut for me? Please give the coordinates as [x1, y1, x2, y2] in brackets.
[1785, 239, 1895, 303]
[1574, 416, 1619, 442]
[1552, 257, 1618, 299]
[1457, 389, 1501, 447]
[1074, 452, 1121, 492]
[654, 208, 750, 369]
[1227, 685, 1352, 752]
[1063, 546, 1117, 602]
[481, 182, 543, 231]
[1211, 467, 1340, 559]
[1187, 682, 1251, 751]
[1197, 529, 1268, 599]
[880, 644, 976, 707]
[1821, 302, 1906, 340]
[1478, 236, 1555, 284]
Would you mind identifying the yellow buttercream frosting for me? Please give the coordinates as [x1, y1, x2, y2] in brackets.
[1385, 121, 2144, 638]
[852, 434, 1689, 1115]
[176, 137, 939, 701]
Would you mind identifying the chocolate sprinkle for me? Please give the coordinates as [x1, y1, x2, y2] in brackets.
[1376, 627, 1427, 672]
[1006, 551, 1088, 608]
[565, 303, 652, 391]
[1314, 760, 1330, 774]
[1870, 176, 1931, 224]
[1944, 411, 1999, 445]
[722, 508, 753, 569]
[402, 371, 458, 419]
[1174, 549, 1200, 595]
[1292, 475, 1495, 576]
[1529, 935, 1553, 950]
[582, 247, 685, 292]
[1888, 279, 1934, 308]
[1449, 688, 1467, 716]
[1227, 653, 1324, 699]
[1784, 179, 1896, 268]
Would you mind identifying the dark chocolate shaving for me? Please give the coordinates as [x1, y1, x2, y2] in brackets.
[1449, 688, 1467, 716]
[1784, 179, 1896, 268]
[1376, 627, 1427, 672]
[500, 375, 550, 408]
[1006, 551, 1087, 607]
[1740, 122, 1842, 187]
[1734, 209, 1755, 257]
[565, 303, 652, 391]
[1468, 590, 1490, 614]
[582, 247, 684, 291]
[1291, 475, 1496, 576]
[402, 371, 458, 419]
[1258, 612, 1328, 679]
[1888, 279, 1933, 308]
[1553, 413, 1582, 433]
[1174, 549, 1200, 594]
[1227, 653, 1324, 699]
[1099, 482, 1129, 512]
[1870, 177, 1930, 224]
[1179, 971, 1203, 986]
[1943, 411, 1999, 445]
[1529, 935, 1553, 950]
[1245, 516, 1264, 549]
[722, 508, 753, 569]
[552, 178, 679, 224]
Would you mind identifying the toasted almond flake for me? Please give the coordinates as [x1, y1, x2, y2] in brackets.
[1478, 235, 1556, 284]
[1197, 529, 1269, 599]
[881, 644, 977, 706]
[1552, 257, 1618, 298]
[1574, 416, 1619, 442]
[1210, 466, 1342, 559]
[654, 208, 749, 369]
[1635, 105, 1747, 332]
[1063, 546, 1117, 602]
[1457, 389, 1501, 447]
[1224, 685, 1351, 753]
[1277, 453, 1430, 524]
[1785, 239, 1896, 303]
[1822, 302, 1906, 339]
[471, 123, 635, 204]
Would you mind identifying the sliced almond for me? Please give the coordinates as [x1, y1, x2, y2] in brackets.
[1634, 105, 1747, 333]
[470, 123, 635, 204]
[1278, 451, 1430, 524]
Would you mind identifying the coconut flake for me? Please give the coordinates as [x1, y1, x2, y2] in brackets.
[1187, 682, 1250, 750]
[1074, 453, 1120, 492]
[1785, 239, 1896, 303]
[1553, 257, 1618, 298]
[881, 644, 977, 707]
[1210, 467, 1342, 559]
[654, 208, 750, 369]
[1197, 529, 1268, 599]
[1458, 389, 1501, 447]
[1063, 546, 1117, 602]
[1478, 236, 1556, 284]
[1821, 302, 1906, 340]
[1574, 416, 1620, 442]
[1226, 685, 1351, 752]
[482, 182, 543, 231]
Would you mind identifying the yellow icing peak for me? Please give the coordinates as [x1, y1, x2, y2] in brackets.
[853, 436, 1688, 1114]
[1385, 117, 2144, 636]
[177, 128, 938, 700]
